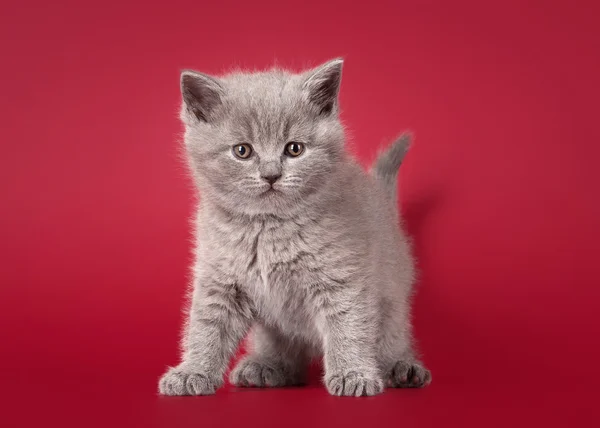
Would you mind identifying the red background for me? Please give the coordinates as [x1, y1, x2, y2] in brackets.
[1, 0, 599, 426]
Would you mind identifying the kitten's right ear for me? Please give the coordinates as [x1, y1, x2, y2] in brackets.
[302, 58, 344, 116]
[180, 70, 224, 122]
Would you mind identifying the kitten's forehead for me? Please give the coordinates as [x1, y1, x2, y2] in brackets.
[221, 70, 308, 145]
[224, 71, 302, 112]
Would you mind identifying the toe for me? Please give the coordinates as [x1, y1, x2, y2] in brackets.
[158, 367, 218, 396]
[159, 369, 187, 395]
[186, 373, 215, 395]
[326, 375, 344, 396]
[241, 361, 264, 386]
[325, 372, 384, 397]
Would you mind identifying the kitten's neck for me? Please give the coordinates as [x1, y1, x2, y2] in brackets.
[202, 195, 324, 225]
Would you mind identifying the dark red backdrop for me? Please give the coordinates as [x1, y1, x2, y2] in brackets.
[1, 0, 599, 427]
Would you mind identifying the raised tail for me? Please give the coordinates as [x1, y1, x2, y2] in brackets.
[372, 133, 412, 207]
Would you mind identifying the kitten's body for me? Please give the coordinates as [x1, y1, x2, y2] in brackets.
[159, 60, 430, 397]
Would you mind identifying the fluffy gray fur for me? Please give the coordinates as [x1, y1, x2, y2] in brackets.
[158, 58, 431, 397]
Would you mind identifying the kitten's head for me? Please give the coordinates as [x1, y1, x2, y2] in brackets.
[180, 59, 346, 217]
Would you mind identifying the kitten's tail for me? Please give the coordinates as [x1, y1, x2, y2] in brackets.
[372, 133, 412, 207]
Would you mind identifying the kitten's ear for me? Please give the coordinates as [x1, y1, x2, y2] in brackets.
[180, 70, 224, 122]
[302, 58, 344, 116]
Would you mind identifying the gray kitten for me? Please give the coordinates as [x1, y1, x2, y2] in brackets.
[158, 58, 431, 397]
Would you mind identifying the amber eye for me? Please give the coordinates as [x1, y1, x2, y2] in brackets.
[233, 144, 253, 159]
[285, 142, 304, 157]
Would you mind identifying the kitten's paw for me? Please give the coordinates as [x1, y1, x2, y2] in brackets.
[229, 357, 302, 387]
[389, 360, 431, 388]
[158, 366, 219, 396]
[325, 371, 384, 397]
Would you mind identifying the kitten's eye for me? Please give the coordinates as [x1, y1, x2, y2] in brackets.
[233, 144, 253, 159]
[285, 142, 304, 157]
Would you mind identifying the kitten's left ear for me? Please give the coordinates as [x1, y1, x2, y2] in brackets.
[302, 58, 343, 116]
[180, 70, 224, 122]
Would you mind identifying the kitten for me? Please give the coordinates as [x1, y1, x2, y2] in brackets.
[158, 59, 431, 397]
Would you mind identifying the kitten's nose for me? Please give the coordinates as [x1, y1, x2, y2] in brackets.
[261, 173, 281, 185]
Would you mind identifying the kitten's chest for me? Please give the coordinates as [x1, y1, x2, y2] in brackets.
[245, 219, 310, 288]
[226, 219, 318, 319]
[204, 214, 332, 342]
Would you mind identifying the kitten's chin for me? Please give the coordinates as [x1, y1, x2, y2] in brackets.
[258, 187, 281, 198]
[209, 188, 306, 219]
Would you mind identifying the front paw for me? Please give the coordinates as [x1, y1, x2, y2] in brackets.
[325, 371, 384, 397]
[158, 366, 220, 396]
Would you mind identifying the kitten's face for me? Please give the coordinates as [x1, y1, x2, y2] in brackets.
[180, 59, 345, 217]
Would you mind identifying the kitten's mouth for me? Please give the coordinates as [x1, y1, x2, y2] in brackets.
[260, 187, 280, 197]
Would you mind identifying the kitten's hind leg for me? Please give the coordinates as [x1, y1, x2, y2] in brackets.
[379, 317, 431, 388]
[230, 324, 309, 388]
[389, 359, 431, 388]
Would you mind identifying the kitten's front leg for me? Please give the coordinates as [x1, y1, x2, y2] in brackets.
[317, 287, 384, 397]
[159, 275, 254, 396]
